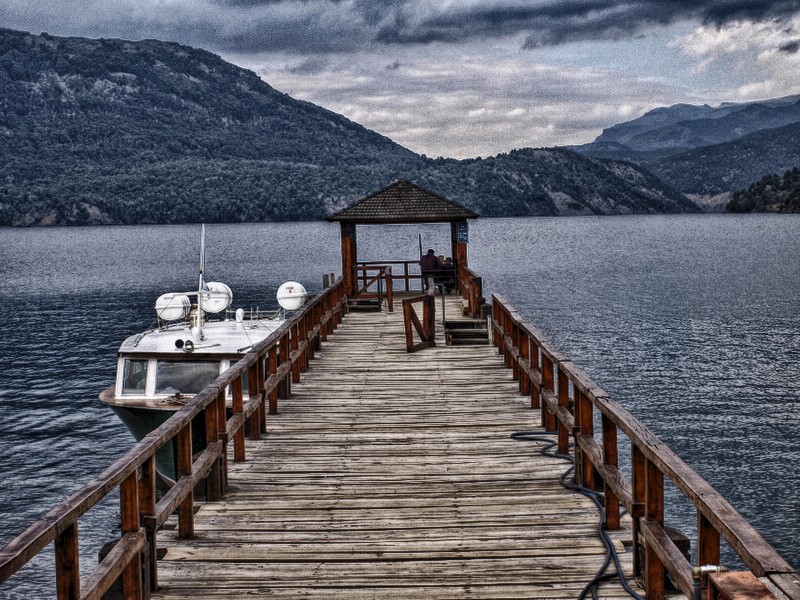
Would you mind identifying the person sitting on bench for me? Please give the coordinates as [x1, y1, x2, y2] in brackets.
[440, 257, 456, 293]
[420, 248, 439, 290]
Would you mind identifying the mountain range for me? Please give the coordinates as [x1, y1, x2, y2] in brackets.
[0, 28, 696, 226]
[2, 28, 798, 225]
[573, 96, 800, 209]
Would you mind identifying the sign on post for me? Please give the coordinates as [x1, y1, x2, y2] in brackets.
[456, 222, 469, 243]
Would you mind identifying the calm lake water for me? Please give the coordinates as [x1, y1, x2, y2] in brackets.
[1, 215, 799, 597]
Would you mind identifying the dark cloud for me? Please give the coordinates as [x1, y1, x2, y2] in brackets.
[702, 0, 800, 23]
[779, 39, 800, 53]
[371, 1, 800, 49]
[287, 56, 330, 73]
[214, 0, 346, 6]
[353, 0, 412, 27]
[214, 0, 296, 6]
[3, 0, 800, 56]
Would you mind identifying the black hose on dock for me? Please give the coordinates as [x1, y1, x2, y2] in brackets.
[510, 431, 646, 600]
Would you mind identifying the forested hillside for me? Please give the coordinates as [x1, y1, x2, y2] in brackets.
[639, 122, 800, 196]
[0, 28, 697, 225]
[726, 168, 800, 212]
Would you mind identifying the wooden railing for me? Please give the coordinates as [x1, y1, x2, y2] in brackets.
[491, 293, 800, 600]
[402, 294, 436, 352]
[357, 259, 480, 318]
[355, 265, 394, 311]
[0, 279, 347, 600]
[357, 260, 417, 291]
[456, 264, 483, 318]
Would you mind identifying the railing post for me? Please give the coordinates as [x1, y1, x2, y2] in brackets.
[403, 300, 414, 350]
[386, 267, 394, 312]
[425, 294, 436, 345]
[557, 366, 570, 455]
[601, 413, 620, 529]
[139, 455, 158, 592]
[631, 444, 646, 579]
[309, 305, 319, 356]
[278, 333, 291, 399]
[511, 321, 520, 380]
[503, 309, 513, 367]
[330, 288, 337, 329]
[176, 425, 194, 539]
[279, 329, 294, 398]
[215, 388, 229, 493]
[645, 457, 666, 600]
[320, 294, 329, 339]
[248, 363, 261, 440]
[577, 390, 594, 488]
[298, 313, 309, 369]
[492, 301, 502, 351]
[334, 282, 344, 325]
[519, 329, 530, 395]
[257, 356, 267, 434]
[232, 376, 245, 462]
[204, 401, 221, 501]
[541, 354, 556, 431]
[504, 306, 509, 358]
[698, 512, 721, 571]
[530, 342, 540, 409]
[291, 322, 301, 383]
[573, 387, 584, 483]
[268, 345, 278, 414]
[471, 276, 482, 318]
[55, 522, 79, 600]
[120, 471, 144, 597]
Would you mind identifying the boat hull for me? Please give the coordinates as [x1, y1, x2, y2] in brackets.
[107, 404, 184, 483]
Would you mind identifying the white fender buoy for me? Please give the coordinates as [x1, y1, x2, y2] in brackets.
[276, 281, 307, 311]
[155, 293, 191, 321]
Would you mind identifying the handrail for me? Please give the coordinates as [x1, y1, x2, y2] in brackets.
[456, 263, 483, 317]
[357, 260, 417, 291]
[0, 278, 347, 600]
[491, 293, 800, 600]
[402, 294, 436, 352]
[355, 265, 394, 311]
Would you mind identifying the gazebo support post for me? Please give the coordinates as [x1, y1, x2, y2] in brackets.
[340, 222, 358, 297]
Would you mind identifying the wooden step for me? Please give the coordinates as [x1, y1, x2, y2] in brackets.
[444, 320, 490, 345]
[348, 298, 382, 312]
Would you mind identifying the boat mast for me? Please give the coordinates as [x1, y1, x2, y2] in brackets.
[195, 224, 206, 340]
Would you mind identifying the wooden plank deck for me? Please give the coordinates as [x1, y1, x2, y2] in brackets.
[152, 297, 647, 599]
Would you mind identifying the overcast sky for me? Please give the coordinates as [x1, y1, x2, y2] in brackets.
[3, 1, 800, 158]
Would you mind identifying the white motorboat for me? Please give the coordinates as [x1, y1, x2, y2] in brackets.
[100, 225, 307, 482]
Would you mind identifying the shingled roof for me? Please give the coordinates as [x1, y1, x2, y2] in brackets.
[326, 180, 478, 224]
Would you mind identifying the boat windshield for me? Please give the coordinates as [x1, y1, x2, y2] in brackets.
[155, 360, 220, 395]
[121, 359, 148, 395]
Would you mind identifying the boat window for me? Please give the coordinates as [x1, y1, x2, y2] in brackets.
[121, 359, 148, 395]
[155, 361, 219, 395]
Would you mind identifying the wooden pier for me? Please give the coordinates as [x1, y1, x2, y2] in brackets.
[150, 296, 643, 599]
[2, 276, 800, 599]
[3, 182, 800, 600]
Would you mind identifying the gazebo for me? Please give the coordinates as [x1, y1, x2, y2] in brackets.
[326, 180, 479, 305]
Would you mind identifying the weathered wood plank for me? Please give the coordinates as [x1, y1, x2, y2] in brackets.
[151, 306, 648, 599]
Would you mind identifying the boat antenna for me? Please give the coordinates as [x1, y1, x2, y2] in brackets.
[199, 223, 206, 282]
[195, 224, 207, 340]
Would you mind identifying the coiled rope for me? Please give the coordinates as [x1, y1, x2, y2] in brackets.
[510, 430, 646, 600]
